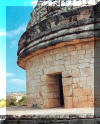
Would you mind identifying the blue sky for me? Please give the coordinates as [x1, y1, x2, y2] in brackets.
[0, 0, 38, 98]
[6, 6, 33, 93]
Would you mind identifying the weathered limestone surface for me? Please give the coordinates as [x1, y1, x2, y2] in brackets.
[26, 6, 79, 30]
[17, 2, 100, 109]
[25, 41, 94, 108]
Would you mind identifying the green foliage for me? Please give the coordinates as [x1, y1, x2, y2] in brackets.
[6, 95, 26, 107]
[0, 99, 6, 108]
[17, 96, 26, 106]
[6, 97, 17, 107]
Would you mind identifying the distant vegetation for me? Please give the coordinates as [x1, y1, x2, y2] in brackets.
[17, 96, 26, 106]
[6, 95, 26, 107]
[0, 99, 6, 108]
[6, 97, 16, 107]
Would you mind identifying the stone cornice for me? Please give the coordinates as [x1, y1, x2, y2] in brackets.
[17, 3, 100, 69]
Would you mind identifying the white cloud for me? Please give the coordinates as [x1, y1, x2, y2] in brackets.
[6, 72, 14, 77]
[0, 32, 6, 36]
[7, 24, 26, 38]
[0, 28, 6, 36]
[10, 78, 25, 84]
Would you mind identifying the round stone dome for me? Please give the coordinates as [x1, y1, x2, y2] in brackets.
[17, 4, 100, 69]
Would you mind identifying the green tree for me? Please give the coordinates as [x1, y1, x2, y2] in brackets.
[6, 97, 17, 107]
[0, 99, 6, 108]
[18, 96, 26, 106]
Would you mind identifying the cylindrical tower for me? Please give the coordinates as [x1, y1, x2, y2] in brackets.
[17, 3, 100, 109]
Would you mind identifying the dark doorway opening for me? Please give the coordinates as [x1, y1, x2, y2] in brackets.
[46, 73, 64, 108]
[57, 74, 64, 107]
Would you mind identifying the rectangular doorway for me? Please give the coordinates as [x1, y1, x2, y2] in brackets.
[57, 74, 64, 107]
[46, 73, 64, 108]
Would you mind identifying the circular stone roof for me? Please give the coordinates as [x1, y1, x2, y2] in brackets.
[17, 3, 100, 69]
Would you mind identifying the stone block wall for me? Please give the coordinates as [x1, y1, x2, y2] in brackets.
[26, 40, 94, 108]
[17, 3, 100, 109]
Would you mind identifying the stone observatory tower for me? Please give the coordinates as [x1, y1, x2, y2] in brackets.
[17, 3, 100, 109]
